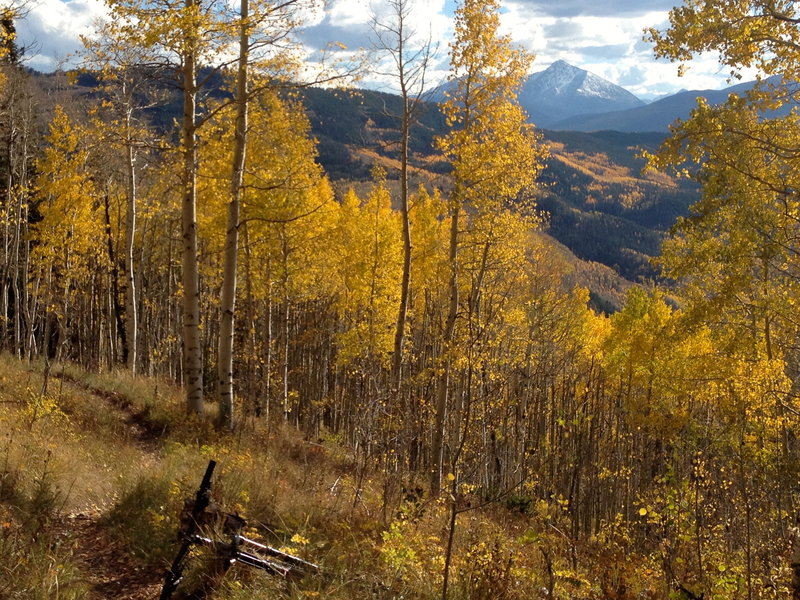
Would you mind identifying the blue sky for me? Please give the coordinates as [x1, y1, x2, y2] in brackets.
[16, 0, 745, 100]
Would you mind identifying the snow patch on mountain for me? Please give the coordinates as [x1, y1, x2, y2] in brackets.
[429, 60, 645, 128]
[519, 61, 644, 127]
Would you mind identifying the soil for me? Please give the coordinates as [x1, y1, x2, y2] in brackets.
[52, 373, 168, 599]
[63, 511, 164, 600]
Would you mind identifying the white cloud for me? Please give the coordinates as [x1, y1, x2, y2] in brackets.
[15, 0, 760, 99]
[18, 0, 108, 70]
[327, 0, 370, 26]
[302, 0, 452, 93]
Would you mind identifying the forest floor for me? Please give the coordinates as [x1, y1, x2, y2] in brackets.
[56, 510, 163, 599]
[0, 355, 394, 600]
[26, 369, 169, 599]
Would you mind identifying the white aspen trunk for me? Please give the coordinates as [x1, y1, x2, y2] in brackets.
[281, 230, 290, 422]
[124, 107, 138, 374]
[1, 108, 14, 351]
[217, 0, 249, 429]
[182, 0, 204, 414]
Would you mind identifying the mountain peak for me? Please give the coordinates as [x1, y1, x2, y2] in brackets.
[520, 61, 644, 127]
[549, 59, 579, 71]
[530, 61, 587, 95]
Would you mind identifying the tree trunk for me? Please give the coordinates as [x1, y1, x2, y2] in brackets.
[182, 0, 204, 414]
[124, 107, 138, 374]
[103, 187, 127, 365]
[392, 88, 411, 390]
[217, 0, 249, 429]
[431, 199, 460, 495]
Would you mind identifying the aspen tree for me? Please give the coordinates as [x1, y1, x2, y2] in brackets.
[217, 0, 249, 430]
[431, 0, 546, 495]
[371, 0, 434, 389]
[648, 98, 800, 362]
[32, 108, 109, 361]
[216, 0, 325, 428]
[644, 9, 800, 588]
[649, 0, 800, 84]
[648, 0, 800, 367]
[80, 31, 167, 375]
[332, 176, 402, 369]
[100, 0, 233, 412]
[0, 52, 34, 358]
[200, 89, 332, 423]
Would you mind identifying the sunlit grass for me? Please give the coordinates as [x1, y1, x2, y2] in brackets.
[0, 352, 609, 599]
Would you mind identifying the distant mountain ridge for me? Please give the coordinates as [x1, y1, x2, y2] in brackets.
[551, 75, 788, 132]
[431, 60, 645, 128]
[519, 60, 645, 127]
[434, 59, 788, 133]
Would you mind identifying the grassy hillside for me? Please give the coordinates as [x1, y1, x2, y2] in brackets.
[2, 355, 589, 600]
[5, 350, 792, 600]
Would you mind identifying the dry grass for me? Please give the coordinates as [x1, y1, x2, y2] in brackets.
[0, 353, 607, 600]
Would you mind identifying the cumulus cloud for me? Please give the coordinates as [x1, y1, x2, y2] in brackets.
[509, 0, 676, 18]
[17, 0, 108, 70]
[15, 0, 749, 99]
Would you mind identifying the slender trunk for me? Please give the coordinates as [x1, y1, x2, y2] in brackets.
[103, 187, 127, 365]
[11, 183, 22, 357]
[217, 0, 249, 429]
[281, 229, 290, 421]
[17, 94, 32, 359]
[182, 0, 204, 414]
[1, 111, 14, 351]
[124, 107, 138, 374]
[441, 479, 458, 600]
[392, 88, 412, 390]
[242, 223, 258, 415]
[431, 199, 460, 495]
[264, 256, 273, 422]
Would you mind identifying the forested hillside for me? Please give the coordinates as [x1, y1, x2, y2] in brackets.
[2, 0, 800, 599]
[301, 88, 698, 286]
[27, 69, 695, 296]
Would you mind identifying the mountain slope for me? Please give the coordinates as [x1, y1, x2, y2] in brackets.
[552, 76, 787, 132]
[302, 88, 697, 295]
[519, 60, 645, 127]
[29, 72, 697, 307]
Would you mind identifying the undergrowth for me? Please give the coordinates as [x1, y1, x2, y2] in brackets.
[0, 437, 88, 599]
[0, 352, 733, 599]
[0, 352, 572, 600]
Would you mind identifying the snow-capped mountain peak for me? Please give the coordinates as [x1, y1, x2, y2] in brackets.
[530, 60, 582, 94]
[520, 61, 644, 127]
[429, 60, 645, 129]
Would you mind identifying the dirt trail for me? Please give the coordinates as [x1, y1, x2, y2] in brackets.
[64, 511, 164, 599]
[52, 374, 167, 599]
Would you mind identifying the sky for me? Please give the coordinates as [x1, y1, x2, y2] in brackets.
[16, 0, 749, 101]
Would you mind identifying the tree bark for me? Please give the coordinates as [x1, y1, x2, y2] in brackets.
[124, 106, 138, 374]
[217, 0, 249, 429]
[182, 0, 204, 414]
[391, 39, 412, 391]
